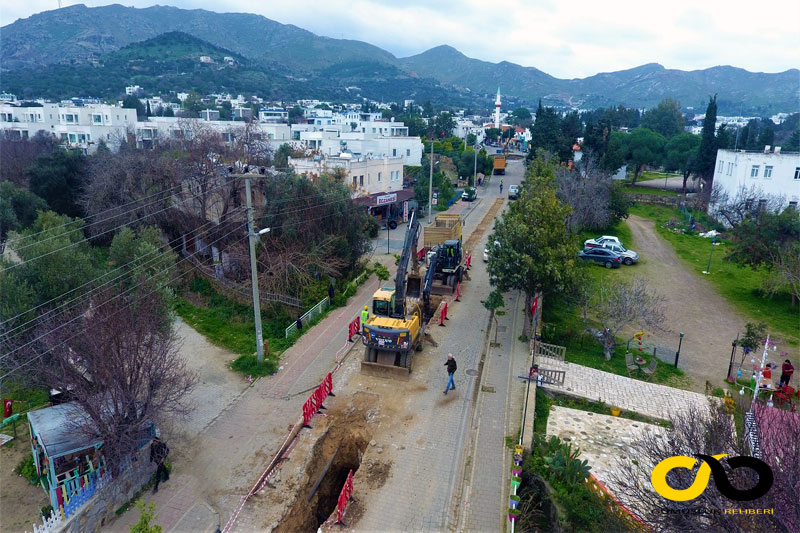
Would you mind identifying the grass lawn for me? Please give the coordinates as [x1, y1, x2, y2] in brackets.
[622, 185, 681, 196]
[541, 294, 689, 388]
[174, 270, 371, 377]
[630, 204, 799, 347]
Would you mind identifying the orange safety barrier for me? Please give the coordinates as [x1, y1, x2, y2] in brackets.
[439, 302, 448, 326]
[336, 469, 355, 524]
[347, 316, 361, 342]
[465, 253, 472, 269]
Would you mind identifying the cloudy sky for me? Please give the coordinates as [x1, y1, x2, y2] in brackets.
[3, 0, 799, 78]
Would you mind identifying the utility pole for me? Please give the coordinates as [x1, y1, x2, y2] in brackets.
[245, 177, 265, 364]
[428, 137, 433, 224]
[473, 146, 477, 186]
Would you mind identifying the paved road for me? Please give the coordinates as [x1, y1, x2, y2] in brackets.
[633, 175, 699, 192]
[355, 160, 527, 531]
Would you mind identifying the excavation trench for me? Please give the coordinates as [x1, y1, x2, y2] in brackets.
[275, 403, 374, 532]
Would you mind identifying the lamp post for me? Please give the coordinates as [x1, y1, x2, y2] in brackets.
[428, 136, 433, 224]
[727, 335, 739, 382]
[702, 236, 716, 274]
[244, 177, 270, 364]
[674, 332, 684, 368]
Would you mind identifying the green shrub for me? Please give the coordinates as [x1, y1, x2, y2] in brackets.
[230, 354, 278, 377]
[15, 454, 40, 485]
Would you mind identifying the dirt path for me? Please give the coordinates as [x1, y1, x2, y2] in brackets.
[626, 215, 748, 392]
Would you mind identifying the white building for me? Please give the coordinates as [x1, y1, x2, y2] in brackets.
[0, 102, 137, 152]
[288, 154, 405, 198]
[710, 148, 800, 213]
[259, 108, 289, 123]
[134, 117, 294, 150]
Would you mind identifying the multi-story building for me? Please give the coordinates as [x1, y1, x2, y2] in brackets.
[289, 154, 405, 197]
[134, 117, 294, 149]
[0, 102, 137, 152]
[710, 148, 800, 214]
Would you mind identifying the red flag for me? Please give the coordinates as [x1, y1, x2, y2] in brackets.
[3, 399, 12, 418]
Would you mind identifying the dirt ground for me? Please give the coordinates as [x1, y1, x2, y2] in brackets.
[626, 215, 763, 391]
[0, 422, 50, 532]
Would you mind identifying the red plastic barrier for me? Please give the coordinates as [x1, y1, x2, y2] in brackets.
[465, 253, 472, 269]
[336, 469, 355, 524]
[302, 373, 334, 427]
[439, 302, 448, 326]
[417, 248, 426, 262]
[347, 316, 361, 342]
[455, 282, 461, 302]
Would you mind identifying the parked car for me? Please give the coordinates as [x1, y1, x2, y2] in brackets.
[601, 243, 639, 265]
[584, 235, 622, 248]
[461, 187, 477, 201]
[483, 240, 500, 262]
[577, 247, 623, 268]
[508, 184, 521, 199]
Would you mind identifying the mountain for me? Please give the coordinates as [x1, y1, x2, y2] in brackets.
[2, 5, 798, 114]
[0, 4, 397, 74]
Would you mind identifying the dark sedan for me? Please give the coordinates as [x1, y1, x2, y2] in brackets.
[577, 247, 623, 268]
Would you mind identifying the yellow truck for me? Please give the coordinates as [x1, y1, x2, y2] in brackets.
[493, 155, 506, 175]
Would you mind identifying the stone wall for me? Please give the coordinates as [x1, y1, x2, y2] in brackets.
[57, 447, 155, 533]
[628, 193, 687, 207]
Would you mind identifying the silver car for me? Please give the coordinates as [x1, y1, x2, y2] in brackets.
[602, 242, 639, 265]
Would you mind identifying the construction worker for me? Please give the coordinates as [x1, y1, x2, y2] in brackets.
[361, 305, 370, 325]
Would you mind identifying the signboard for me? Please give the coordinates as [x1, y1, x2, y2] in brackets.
[403, 200, 408, 222]
[376, 193, 397, 206]
[432, 192, 438, 206]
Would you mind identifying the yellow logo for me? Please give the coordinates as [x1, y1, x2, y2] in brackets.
[651, 454, 728, 501]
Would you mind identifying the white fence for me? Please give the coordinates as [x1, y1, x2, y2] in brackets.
[285, 296, 329, 338]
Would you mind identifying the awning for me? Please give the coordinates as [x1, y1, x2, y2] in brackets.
[353, 188, 415, 208]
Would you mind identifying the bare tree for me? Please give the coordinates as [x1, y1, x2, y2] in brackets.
[581, 277, 666, 360]
[556, 155, 616, 233]
[81, 145, 183, 239]
[609, 399, 797, 532]
[18, 285, 196, 474]
[710, 185, 786, 229]
[0, 130, 59, 187]
[754, 403, 800, 531]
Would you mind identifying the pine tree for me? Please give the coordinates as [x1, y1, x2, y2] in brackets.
[145, 101, 151, 117]
[694, 95, 718, 186]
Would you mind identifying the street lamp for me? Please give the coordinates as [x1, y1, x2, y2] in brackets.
[244, 176, 269, 364]
[428, 136, 433, 224]
[674, 332, 684, 367]
[702, 236, 716, 274]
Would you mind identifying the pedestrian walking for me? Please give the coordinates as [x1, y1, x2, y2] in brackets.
[780, 359, 794, 387]
[443, 353, 457, 394]
[150, 437, 170, 493]
[499, 179, 503, 194]
[328, 283, 335, 301]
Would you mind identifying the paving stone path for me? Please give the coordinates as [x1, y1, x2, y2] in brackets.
[537, 356, 709, 421]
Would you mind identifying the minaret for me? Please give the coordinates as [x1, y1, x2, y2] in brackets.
[494, 88, 501, 128]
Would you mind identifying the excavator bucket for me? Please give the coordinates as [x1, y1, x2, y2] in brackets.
[360, 360, 411, 381]
[407, 273, 422, 299]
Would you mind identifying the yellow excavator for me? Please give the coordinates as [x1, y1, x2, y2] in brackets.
[361, 209, 440, 379]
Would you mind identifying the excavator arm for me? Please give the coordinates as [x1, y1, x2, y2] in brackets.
[391, 209, 419, 318]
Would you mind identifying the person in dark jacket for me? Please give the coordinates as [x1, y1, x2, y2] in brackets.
[150, 437, 170, 493]
[443, 353, 457, 394]
[780, 359, 794, 387]
[328, 284, 335, 301]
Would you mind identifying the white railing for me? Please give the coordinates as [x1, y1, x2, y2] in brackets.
[285, 296, 329, 338]
[31, 509, 63, 533]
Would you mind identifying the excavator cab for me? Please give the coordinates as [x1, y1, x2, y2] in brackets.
[371, 288, 395, 318]
[438, 240, 462, 271]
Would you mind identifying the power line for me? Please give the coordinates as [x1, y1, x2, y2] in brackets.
[0, 223, 248, 376]
[0, 217, 223, 335]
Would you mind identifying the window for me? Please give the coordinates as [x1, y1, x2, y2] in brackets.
[372, 128, 376, 133]
[764, 166, 773, 178]
[789, 202, 798, 210]
[360, 175, 364, 187]
[717, 160, 724, 173]
[353, 176, 357, 187]
[392, 148, 397, 157]
[726, 162, 733, 175]
[795, 167, 800, 180]
[406, 149, 411, 156]
[378, 172, 382, 182]
[750, 165, 759, 178]
[758, 199, 767, 211]
[92, 114, 102, 124]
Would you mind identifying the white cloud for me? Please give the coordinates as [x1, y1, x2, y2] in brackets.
[2, 0, 798, 77]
